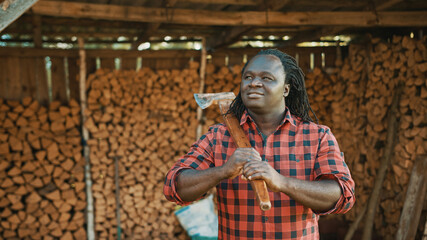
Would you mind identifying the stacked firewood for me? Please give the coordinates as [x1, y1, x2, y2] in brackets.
[383, 35, 427, 238]
[304, 67, 335, 126]
[330, 36, 427, 238]
[0, 97, 86, 239]
[328, 43, 371, 224]
[84, 63, 200, 239]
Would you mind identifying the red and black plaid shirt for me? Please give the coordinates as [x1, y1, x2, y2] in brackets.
[164, 108, 355, 239]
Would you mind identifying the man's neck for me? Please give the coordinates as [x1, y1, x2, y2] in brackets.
[247, 108, 287, 137]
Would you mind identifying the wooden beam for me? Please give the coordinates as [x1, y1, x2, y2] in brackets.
[265, 0, 292, 11]
[0, 46, 336, 58]
[206, 26, 252, 50]
[131, 0, 178, 50]
[2, 28, 215, 40]
[131, 23, 161, 49]
[0, 0, 40, 32]
[279, 26, 346, 47]
[1, 36, 204, 44]
[31, 1, 427, 27]
[278, 0, 406, 46]
[89, 49, 201, 58]
[0, 47, 201, 58]
[206, 0, 291, 50]
[178, 0, 258, 5]
[374, 0, 405, 11]
[32, 14, 42, 48]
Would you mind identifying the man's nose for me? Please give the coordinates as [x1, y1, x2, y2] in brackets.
[249, 77, 262, 87]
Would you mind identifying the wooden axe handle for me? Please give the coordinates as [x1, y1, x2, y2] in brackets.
[219, 101, 271, 211]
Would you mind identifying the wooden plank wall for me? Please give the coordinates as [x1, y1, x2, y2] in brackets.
[50, 57, 68, 104]
[0, 56, 49, 105]
[0, 47, 337, 105]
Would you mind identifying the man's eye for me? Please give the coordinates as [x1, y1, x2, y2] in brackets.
[244, 76, 253, 80]
[263, 77, 273, 81]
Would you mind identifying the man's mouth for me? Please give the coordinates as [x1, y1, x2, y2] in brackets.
[247, 92, 264, 98]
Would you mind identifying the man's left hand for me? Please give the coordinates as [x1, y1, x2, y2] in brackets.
[242, 161, 283, 192]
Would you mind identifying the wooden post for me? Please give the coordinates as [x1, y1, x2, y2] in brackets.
[362, 83, 403, 240]
[196, 37, 207, 140]
[335, 42, 342, 67]
[395, 155, 427, 240]
[31, 13, 49, 106]
[114, 156, 122, 240]
[32, 14, 42, 48]
[344, 203, 368, 240]
[78, 38, 95, 240]
[423, 222, 427, 240]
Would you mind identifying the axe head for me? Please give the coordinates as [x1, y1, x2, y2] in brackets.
[194, 92, 236, 109]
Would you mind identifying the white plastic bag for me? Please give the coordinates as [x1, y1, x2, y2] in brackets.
[174, 194, 218, 239]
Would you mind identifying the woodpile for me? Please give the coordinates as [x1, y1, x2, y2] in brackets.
[388, 35, 427, 238]
[0, 97, 86, 239]
[304, 67, 335, 126]
[329, 36, 427, 239]
[84, 63, 200, 239]
[329, 43, 371, 225]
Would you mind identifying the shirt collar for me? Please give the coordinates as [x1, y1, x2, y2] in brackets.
[239, 107, 297, 127]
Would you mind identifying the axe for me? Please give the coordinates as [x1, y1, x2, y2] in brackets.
[194, 92, 272, 211]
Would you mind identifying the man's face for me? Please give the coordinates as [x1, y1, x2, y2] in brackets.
[241, 55, 289, 114]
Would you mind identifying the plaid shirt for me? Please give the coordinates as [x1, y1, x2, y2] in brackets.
[164, 108, 355, 239]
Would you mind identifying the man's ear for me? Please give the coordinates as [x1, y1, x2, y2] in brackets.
[283, 84, 290, 97]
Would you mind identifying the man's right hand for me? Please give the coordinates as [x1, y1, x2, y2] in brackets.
[176, 148, 262, 202]
[222, 148, 262, 179]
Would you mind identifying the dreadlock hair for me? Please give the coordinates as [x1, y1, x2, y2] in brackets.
[227, 49, 318, 123]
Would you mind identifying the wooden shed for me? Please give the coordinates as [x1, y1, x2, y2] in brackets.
[0, 0, 426, 239]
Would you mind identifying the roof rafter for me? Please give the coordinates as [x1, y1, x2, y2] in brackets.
[280, 0, 407, 47]
[0, 0, 40, 32]
[280, 26, 346, 47]
[31, 1, 427, 27]
[178, 0, 258, 5]
[130, 0, 178, 50]
[374, 0, 406, 11]
[206, 0, 292, 50]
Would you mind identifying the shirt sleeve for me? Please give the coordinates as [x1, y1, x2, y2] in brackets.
[163, 126, 217, 205]
[313, 126, 355, 215]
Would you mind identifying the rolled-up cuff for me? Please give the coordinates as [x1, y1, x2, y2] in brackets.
[313, 174, 354, 215]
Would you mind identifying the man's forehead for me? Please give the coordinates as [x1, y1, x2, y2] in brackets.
[245, 54, 283, 72]
[251, 54, 280, 62]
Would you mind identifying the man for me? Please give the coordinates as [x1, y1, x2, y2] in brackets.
[164, 49, 355, 239]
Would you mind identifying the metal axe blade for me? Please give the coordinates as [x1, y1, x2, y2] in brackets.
[194, 92, 236, 109]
